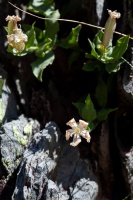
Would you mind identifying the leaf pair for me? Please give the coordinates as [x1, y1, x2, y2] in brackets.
[83, 30, 129, 73]
[74, 94, 116, 130]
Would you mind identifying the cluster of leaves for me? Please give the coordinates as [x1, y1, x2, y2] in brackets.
[7, 0, 130, 130]
[7, 0, 81, 82]
[83, 30, 129, 73]
[75, 30, 129, 129]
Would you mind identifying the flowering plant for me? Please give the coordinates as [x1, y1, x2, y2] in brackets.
[66, 118, 91, 146]
[6, 15, 28, 52]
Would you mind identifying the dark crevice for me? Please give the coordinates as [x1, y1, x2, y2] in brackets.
[109, 113, 130, 200]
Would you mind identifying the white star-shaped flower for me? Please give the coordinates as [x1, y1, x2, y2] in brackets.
[66, 118, 91, 147]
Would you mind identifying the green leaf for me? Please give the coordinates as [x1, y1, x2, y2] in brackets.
[93, 30, 104, 46]
[23, 24, 45, 42]
[7, 46, 26, 56]
[73, 102, 84, 117]
[28, 0, 55, 16]
[27, 0, 60, 45]
[82, 94, 97, 122]
[85, 53, 96, 59]
[95, 79, 107, 107]
[45, 10, 60, 43]
[101, 47, 114, 63]
[105, 59, 124, 73]
[93, 30, 113, 48]
[4, 26, 8, 33]
[35, 38, 52, 57]
[24, 23, 38, 52]
[97, 108, 117, 121]
[111, 35, 129, 61]
[32, 51, 55, 81]
[89, 119, 103, 130]
[87, 31, 113, 63]
[83, 60, 101, 71]
[88, 39, 98, 58]
[0, 78, 4, 96]
[58, 25, 82, 49]
[73, 95, 97, 122]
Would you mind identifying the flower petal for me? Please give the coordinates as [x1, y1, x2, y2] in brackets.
[66, 118, 77, 129]
[14, 42, 25, 52]
[70, 134, 81, 147]
[108, 10, 121, 19]
[7, 34, 14, 42]
[80, 130, 91, 143]
[85, 132, 91, 143]
[66, 129, 75, 140]
[79, 119, 88, 128]
[6, 15, 21, 22]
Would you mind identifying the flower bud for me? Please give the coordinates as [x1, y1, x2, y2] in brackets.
[102, 10, 121, 48]
[6, 15, 21, 35]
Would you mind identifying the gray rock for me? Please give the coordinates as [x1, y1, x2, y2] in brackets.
[0, 67, 18, 123]
[125, 148, 133, 199]
[12, 122, 98, 200]
[56, 143, 98, 200]
[12, 122, 61, 200]
[71, 177, 98, 200]
[0, 115, 40, 174]
[46, 180, 69, 200]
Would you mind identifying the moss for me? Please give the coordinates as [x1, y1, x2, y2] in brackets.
[13, 126, 28, 146]
[23, 121, 34, 135]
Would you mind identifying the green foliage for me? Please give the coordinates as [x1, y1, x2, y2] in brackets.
[28, 0, 55, 16]
[6, 0, 83, 81]
[6, 0, 131, 131]
[7, 0, 60, 81]
[58, 25, 82, 49]
[74, 93, 117, 130]
[97, 108, 117, 121]
[32, 51, 55, 81]
[74, 94, 97, 123]
[74, 30, 129, 129]
[24, 23, 38, 52]
[83, 30, 129, 73]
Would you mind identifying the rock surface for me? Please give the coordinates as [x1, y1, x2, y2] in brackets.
[12, 122, 98, 199]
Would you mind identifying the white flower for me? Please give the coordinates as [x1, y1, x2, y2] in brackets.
[7, 28, 28, 52]
[5, 15, 28, 52]
[5, 15, 21, 22]
[5, 15, 21, 35]
[66, 118, 91, 147]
